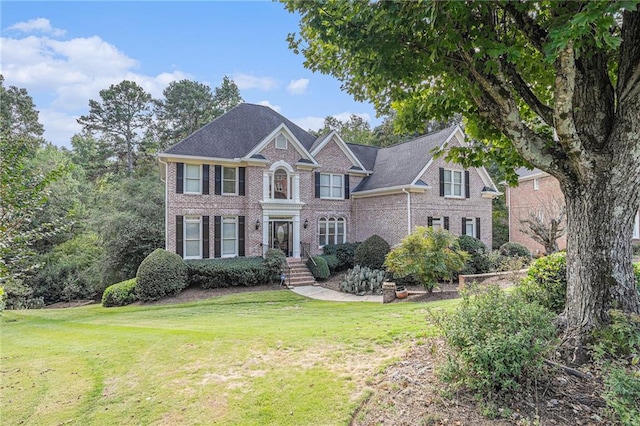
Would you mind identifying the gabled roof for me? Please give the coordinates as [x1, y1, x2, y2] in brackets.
[353, 126, 457, 192]
[346, 143, 378, 172]
[515, 167, 548, 181]
[163, 103, 316, 159]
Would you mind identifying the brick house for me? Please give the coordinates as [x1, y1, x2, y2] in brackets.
[158, 103, 500, 260]
[507, 168, 640, 255]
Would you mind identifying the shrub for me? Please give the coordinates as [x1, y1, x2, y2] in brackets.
[385, 227, 468, 292]
[102, 279, 138, 307]
[634, 263, 640, 291]
[354, 234, 390, 270]
[514, 252, 566, 314]
[135, 248, 187, 302]
[185, 257, 268, 289]
[263, 249, 286, 283]
[2, 279, 44, 309]
[340, 265, 385, 295]
[322, 242, 360, 270]
[307, 256, 330, 280]
[499, 242, 532, 258]
[436, 285, 557, 396]
[320, 254, 339, 275]
[457, 235, 492, 275]
[0, 287, 4, 312]
[601, 365, 640, 426]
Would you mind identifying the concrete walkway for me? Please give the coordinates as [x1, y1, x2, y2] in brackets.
[290, 286, 383, 303]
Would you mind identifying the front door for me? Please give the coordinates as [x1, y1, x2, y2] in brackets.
[270, 220, 293, 257]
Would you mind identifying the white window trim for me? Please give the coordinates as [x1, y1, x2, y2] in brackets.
[183, 216, 202, 260]
[275, 134, 288, 150]
[633, 211, 640, 239]
[320, 173, 344, 200]
[271, 168, 293, 200]
[221, 166, 238, 196]
[221, 216, 238, 258]
[317, 217, 346, 248]
[431, 217, 444, 230]
[464, 217, 476, 237]
[533, 178, 540, 190]
[443, 169, 464, 198]
[184, 164, 202, 195]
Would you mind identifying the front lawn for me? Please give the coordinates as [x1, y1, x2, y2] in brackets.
[2, 291, 457, 425]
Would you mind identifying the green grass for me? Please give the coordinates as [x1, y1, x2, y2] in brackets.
[2, 291, 458, 425]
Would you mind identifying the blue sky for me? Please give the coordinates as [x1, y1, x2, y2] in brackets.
[1, 1, 380, 147]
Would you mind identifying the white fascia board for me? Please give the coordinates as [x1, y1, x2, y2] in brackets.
[517, 171, 549, 182]
[311, 130, 367, 171]
[352, 184, 429, 199]
[245, 124, 318, 164]
[481, 190, 503, 199]
[295, 162, 321, 170]
[158, 153, 244, 166]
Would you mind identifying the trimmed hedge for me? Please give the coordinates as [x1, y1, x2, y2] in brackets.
[102, 278, 137, 307]
[320, 254, 339, 275]
[354, 234, 390, 270]
[264, 249, 286, 283]
[499, 242, 532, 258]
[307, 256, 330, 280]
[186, 257, 269, 289]
[136, 249, 188, 302]
[322, 242, 360, 270]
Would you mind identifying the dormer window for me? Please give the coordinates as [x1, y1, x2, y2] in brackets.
[275, 134, 288, 149]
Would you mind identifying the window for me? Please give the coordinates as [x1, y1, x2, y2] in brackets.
[222, 217, 237, 257]
[464, 218, 475, 237]
[272, 169, 291, 199]
[533, 178, 540, 190]
[443, 169, 463, 197]
[275, 134, 288, 149]
[431, 217, 443, 230]
[634, 211, 640, 239]
[222, 167, 237, 195]
[184, 216, 201, 259]
[184, 164, 201, 194]
[318, 217, 346, 247]
[320, 173, 344, 199]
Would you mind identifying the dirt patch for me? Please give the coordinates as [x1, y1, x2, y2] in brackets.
[353, 339, 611, 426]
[45, 300, 96, 309]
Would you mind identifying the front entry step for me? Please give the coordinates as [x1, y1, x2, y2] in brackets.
[284, 258, 317, 287]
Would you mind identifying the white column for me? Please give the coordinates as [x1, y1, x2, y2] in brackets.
[262, 172, 270, 200]
[293, 173, 300, 202]
[292, 214, 301, 258]
[262, 213, 269, 256]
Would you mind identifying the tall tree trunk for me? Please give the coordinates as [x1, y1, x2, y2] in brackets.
[560, 177, 640, 363]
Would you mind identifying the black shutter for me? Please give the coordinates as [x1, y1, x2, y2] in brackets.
[202, 165, 210, 195]
[202, 216, 210, 258]
[315, 172, 321, 198]
[344, 174, 350, 199]
[238, 216, 245, 257]
[176, 215, 184, 257]
[444, 216, 450, 230]
[476, 217, 481, 239]
[214, 165, 222, 195]
[214, 216, 221, 258]
[439, 167, 445, 197]
[465, 170, 470, 198]
[461, 217, 467, 235]
[427, 216, 433, 227]
[176, 163, 184, 194]
[239, 167, 246, 196]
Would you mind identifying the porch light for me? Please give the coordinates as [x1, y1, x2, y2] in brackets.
[303, 219, 309, 229]
[255, 219, 260, 230]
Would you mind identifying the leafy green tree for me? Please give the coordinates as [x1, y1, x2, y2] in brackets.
[212, 76, 243, 115]
[286, 0, 640, 356]
[313, 114, 375, 145]
[385, 227, 468, 292]
[0, 75, 44, 148]
[77, 80, 152, 174]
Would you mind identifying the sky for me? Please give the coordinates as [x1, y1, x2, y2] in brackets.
[1, 1, 380, 148]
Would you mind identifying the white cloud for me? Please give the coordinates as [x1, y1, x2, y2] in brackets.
[291, 116, 325, 132]
[258, 100, 281, 113]
[7, 18, 66, 37]
[286, 78, 309, 95]
[231, 73, 278, 91]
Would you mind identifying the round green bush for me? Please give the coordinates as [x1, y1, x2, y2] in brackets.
[263, 249, 286, 283]
[499, 242, 532, 258]
[457, 235, 492, 275]
[307, 256, 330, 280]
[514, 251, 566, 313]
[102, 278, 138, 307]
[320, 254, 339, 275]
[135, 248, 187, 302]
[354, 235, 390, 270]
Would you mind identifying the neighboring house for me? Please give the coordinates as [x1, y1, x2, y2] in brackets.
[158, 103, 500, 260]
[507, 168, 640, 255]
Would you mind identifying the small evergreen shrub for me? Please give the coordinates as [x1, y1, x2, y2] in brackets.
[435, 285, 556, 396]
[263, 249, 286, 283]
[186, 257, 268, 289]
[340, 265, 385, 295]
[320, 254, 339, 275]
[354, 234, 390, 270]
[307, 256, 330, 280]
[2, 279, 44, 309]
[102, 278, 138, 307]
[135, 248, 187, 302]
[322, 242, 360, 270]
[457, 235, 492, 275]
[514, 252, 566, 314]
[499, 242, 532, 258]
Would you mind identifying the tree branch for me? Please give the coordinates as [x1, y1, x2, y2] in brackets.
[501, 2, 548, 54]
[503, 62, 554, 126]
[618, 9, 640, 105]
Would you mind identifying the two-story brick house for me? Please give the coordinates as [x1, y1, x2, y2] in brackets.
[159, 103, 500, 260]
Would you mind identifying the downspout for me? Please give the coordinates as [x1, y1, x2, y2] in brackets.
[158, 158, 169, 251]
[402, 188, 411, 235]
[506, 186, 511, 242]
